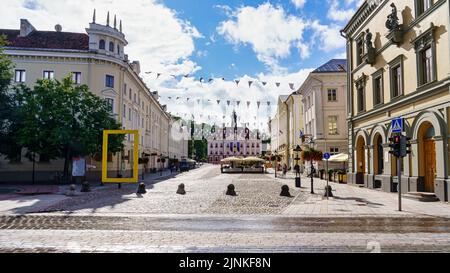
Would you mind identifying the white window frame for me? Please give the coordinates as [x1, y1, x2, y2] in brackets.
[14, 69, 26, 83]
[72, 72, 82, 84]
[43, 70, 54, 80]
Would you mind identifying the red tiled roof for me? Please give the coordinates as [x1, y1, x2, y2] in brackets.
[0, 29, 89, 50]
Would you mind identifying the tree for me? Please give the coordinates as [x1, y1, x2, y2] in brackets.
[16, 76, 124, 181]
[0, 35, 24, 163]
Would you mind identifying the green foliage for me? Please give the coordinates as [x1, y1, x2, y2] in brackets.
[301, 148, 324, 162]
[0, 35, 21, 162]
[13, 76, 124, 178]
[188, 139, 208, 161]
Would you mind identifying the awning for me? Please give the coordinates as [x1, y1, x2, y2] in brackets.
[242, 157, 265, 163]
[220, 157, 243, 163]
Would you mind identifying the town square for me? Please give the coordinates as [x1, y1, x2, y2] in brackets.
[1, 0, 450, 257]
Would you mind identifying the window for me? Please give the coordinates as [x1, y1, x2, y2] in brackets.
[123, 104, 126, 118]
[330, 147, 339, 155]
[109, 41, 114, 52]
[105, 98, 114, 113]
[414, 26, 437, 86]
[356, 38, 364, 66]
[129, 89, 132, 100]
[416, 0, 432, 16]
[72, 72, 81, 84]
[328, 116, 338, 135]
[99, 39, 106, 50]
[328, 89, 337, 102]
[355, 78, 366, 113]
[14, 70, 26, 83]
[421, 47, 434, 84]
[43, 71, 54, 80]
[129, 108, 132, 121]
[105, 75, 114, 88]
[388, 56, 404, 99]
[124, 84, 127, 96]
[372, 69, 384, 107]
[117, 45, 121, 54]
[391, 65, 403, 98]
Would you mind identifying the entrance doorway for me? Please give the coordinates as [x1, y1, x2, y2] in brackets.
[355, 136, 365, 184]
[418, 122, 436, 193]
[373, 134, 384, 175]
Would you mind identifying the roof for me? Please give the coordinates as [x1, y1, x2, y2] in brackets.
[312, 59, 347, 73]
[0, 29, 89, 50]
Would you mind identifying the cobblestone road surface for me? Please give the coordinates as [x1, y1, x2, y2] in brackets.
[1, 165, 450, 253]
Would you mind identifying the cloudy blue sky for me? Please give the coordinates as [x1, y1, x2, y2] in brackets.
[1, 0, 363, 133]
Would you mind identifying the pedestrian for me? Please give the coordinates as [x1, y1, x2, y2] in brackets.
[283, 164, 287, 178]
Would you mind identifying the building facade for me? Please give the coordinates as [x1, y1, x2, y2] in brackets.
[297, 59, 348, 170]
[0, 14, 173, 182]
[342, 0, 450, 201]
[269, 93, 304, 170]
[207, 126, 262, 164]
[168, 117, 189, 162]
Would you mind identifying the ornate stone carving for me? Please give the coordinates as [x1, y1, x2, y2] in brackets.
[385, 3, 400, 31]
[385, 3, 404, 45]
[364, 29, 376, 65]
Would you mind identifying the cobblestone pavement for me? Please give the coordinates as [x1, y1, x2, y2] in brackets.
[1, 165, 450, 253]
[1, 229, 450, 253]
[5, 165, 300, 215]
[1, 165, 449, 218]
[1, 215, 450, 253]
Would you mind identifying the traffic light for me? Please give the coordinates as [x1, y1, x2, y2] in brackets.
[389, 135, 401, 158]
[400, 136, 412, 158]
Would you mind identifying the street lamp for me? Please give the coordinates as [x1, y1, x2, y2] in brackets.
[293, 145, 302, 188]
[310, 138, 315, 194]
[274, 150, 278, 178]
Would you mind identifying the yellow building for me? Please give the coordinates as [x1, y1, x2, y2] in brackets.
[0, 13, 175, 182]
[342, 0, 450, 201]
[270, 93, 304, 170]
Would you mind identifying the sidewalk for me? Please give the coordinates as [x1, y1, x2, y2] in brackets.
[265, 169, 450, 218]
[0, 169, 179, 215]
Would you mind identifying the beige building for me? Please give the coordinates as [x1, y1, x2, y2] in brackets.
[297, 59, 348, 170]
[270, 93, 304, 170]
[342, 0, 450, 201]
[0, 14, 174, 182]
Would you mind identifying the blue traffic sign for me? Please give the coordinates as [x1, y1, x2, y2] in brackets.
[391, 118, 403, 133]
[324, 153, 331, 160]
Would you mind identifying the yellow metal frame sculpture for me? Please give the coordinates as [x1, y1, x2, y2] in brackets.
[102, 130, 139, 183]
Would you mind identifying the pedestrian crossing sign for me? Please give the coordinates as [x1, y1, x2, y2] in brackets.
[391, 118, 403, 133]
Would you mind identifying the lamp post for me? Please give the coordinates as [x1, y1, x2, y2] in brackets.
[310, 138, 315, 194]
[141, 152, 145, 181]
[294, 145, 302, 188]
[274, 150, 278, 178]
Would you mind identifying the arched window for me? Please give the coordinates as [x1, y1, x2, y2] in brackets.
[109, 42, 114, 52]
[117, 45, 121, 54]
[99, 39, 105, 50]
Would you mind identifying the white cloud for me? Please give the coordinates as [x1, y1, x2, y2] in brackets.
[156, 68, 313, 134]
[309, 20, 346, 52]
[217, 3, 309, 73]
[291, 0, 307, 9]
[0, 0, 202, 81]
[327, 0, 358, 22]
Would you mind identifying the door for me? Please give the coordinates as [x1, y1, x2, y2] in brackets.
[424, 139, 436, 192]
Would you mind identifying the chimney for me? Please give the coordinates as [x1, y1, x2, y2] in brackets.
[20, 19, 36, 37]
[131, 61, 141, 75]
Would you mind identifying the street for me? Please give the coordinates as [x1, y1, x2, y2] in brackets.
[1, 164, 450, 253]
